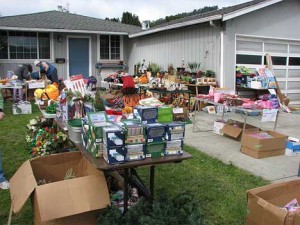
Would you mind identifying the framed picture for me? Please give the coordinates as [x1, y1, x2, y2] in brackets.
[207, 106, 216, 114]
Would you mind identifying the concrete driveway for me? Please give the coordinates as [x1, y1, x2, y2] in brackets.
[184, 110, 300, 183]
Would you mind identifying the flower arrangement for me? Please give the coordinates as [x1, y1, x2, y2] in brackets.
[26, 116, 69, 157]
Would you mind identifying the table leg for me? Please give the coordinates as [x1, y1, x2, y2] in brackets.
[123, 168, 129, 213]
[149, 166, 155, 204]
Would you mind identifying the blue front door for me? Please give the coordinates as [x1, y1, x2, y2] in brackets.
[69, 38, 89, 78]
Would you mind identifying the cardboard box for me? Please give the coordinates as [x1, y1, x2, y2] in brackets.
[10, 152, 110, 225]
[12, 102, 32, 114]
[241, 145, 285, 159]
[28, 81, 46, 89]
[145, 123, 166, 143]
[222, 121, 259, 141]
[134, 106, 158, 124]
[285, 148, 300, 157]
[246, 179, 300, 225]
[165, 122, 185, 141]
[241, 130, 287, 159]
[213, 120, 226, 135]
[241, 130, 287, 151]
[103, 145, 127, 164]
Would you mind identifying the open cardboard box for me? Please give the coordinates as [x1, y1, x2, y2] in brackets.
[221, 121, 259, 141]
[246, 179, 300, 225]
[10, 151, 110, 225]
[241, 130, 287, 159]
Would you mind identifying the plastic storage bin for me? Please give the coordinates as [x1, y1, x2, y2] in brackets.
[67, 119, 82, 144]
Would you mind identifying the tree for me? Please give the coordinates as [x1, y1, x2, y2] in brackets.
[121, 11, 141, 26]
[150, 6, 219, 27]
[105, 17, 120, 22]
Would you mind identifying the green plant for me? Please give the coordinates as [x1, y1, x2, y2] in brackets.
[205, 70, 215, 77]
[94, 90, 105, 111]
[188, 62, 201, 73]
[147, 62, 161, 76]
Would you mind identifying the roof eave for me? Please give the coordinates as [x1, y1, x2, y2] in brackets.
[0, 26, 129, 35]
[222, 0, 283, 21]
[129, 14, 222, 38]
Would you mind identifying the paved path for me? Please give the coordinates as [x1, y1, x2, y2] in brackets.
[184, 111, 300, 182]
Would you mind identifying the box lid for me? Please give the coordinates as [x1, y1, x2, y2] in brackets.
[10, 160, 37, 213]
[10, 152, 110, 222]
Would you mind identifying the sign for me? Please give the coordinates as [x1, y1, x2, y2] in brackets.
[261, 109, 278, 122]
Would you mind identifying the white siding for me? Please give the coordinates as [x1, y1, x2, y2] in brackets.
[128, 23, 221, 79]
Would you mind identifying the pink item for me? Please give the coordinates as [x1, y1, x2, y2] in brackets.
[214, 93, 221, 103]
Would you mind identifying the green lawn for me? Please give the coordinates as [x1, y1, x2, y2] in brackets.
[0, 101, 269, 224]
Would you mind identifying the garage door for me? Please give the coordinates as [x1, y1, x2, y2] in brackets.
[236, 36, 300, 105]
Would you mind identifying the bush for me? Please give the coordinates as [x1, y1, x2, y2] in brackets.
[98, 191, 203, 225]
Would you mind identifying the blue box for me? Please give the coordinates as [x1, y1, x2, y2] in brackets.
[286, 141, 300, 150]
[145, 123, 166, 143]
[103, 145, 127, 164]
[165, 122, 185, 141]
[125, 144, 145, 161]
[102, 126, 125, 148]
[134, 106, 158, 124]
[165, 140, 183, 155]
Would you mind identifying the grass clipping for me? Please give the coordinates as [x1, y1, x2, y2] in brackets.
[37, 168, 76, 185]
[64, 168, 76, 180]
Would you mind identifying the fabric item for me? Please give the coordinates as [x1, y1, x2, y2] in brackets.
[0, 147, 7, 183]
[121, 76, 136, 94]
[34, 60, 41, 66]
[14, 64, 32, 81]
[0, 92, 3, 110]
[38, 61, 58, 83]
[0, 180, 10, 189]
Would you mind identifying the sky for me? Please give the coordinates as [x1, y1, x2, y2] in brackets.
[0, 0, 250, 21]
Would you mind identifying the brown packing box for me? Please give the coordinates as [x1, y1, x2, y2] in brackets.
[221, 121, 259, 141]
[10, 151, 110, 225]
[241, 146, 285, 159]
[241, 130, 287, 156]
[246, 179, 300, 225]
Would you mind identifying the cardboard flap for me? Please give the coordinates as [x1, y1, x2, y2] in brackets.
[36, 175, 110, 221]
[222, 124, 242, 138]
[9, 160, 37, 213]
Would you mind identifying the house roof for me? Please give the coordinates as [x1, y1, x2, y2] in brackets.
[0, 10, 142, 35]
[129, 0, 282, 38]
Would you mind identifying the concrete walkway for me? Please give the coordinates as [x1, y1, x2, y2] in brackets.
[184, 110, 300, 183]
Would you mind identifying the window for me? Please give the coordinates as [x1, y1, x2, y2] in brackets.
[0, 31, 50, 59]
[0, 31, 8, 59]
[100, 35, 120, 60]
[289, 57, 300, 66]
[236, 54, 262, 65]
[263, 56, 287, 66]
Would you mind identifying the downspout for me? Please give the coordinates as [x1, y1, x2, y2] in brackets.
[209, 20, 224, 87]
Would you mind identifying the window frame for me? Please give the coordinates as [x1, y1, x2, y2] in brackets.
[0, 31, 52, 62]
[97, 34, 123, 62]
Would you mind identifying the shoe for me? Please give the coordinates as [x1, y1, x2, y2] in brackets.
[0, 180, 10, 189]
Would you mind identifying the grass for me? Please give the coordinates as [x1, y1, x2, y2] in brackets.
[0, 101, 269, 224]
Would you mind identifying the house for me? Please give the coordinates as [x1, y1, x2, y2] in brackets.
[0, 10, 141, 81]
[0, 0, 300, 104]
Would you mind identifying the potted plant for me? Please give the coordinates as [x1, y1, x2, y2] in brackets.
[205, 70, 215, 78]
